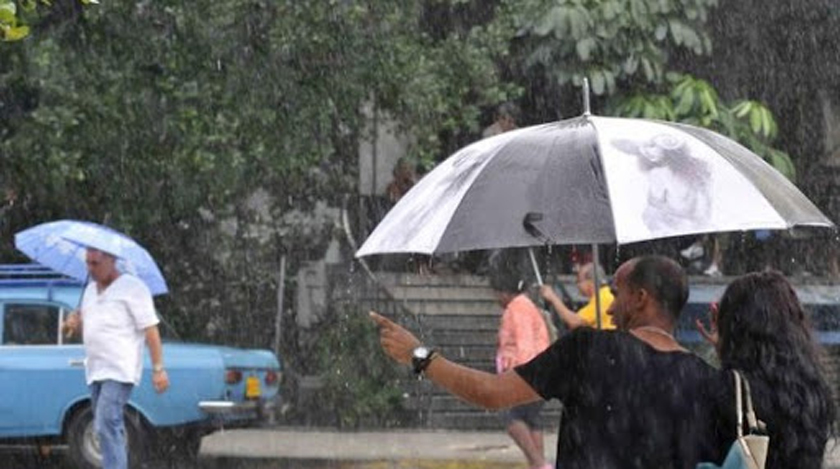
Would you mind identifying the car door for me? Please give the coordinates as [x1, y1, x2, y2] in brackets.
[0, 301, 88, 438]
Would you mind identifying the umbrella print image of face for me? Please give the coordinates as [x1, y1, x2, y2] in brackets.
[356, 114, 834, 258]
[612, 132, 713, 235]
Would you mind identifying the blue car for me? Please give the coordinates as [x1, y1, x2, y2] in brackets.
[0, 264, 282, 468]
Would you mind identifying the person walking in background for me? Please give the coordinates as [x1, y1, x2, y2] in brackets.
[696, 270, 835, 468]
[385, 157, 417, 204]
[483, 102, 520, 138]
[371, 256, 723, 468]
[490, 271, 552, 469]
[62, 248, 169, 469]
[540, 262, 615, 330]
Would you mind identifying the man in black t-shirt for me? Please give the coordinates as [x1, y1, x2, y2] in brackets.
[371, 255, 724, 468]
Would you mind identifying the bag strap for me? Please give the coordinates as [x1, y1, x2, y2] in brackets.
[741, 372, 760, 432]
[733, 369, 744, 438]
[732, 369, 763, 435]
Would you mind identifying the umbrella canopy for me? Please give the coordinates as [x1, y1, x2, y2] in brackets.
[356, 115, 834, 257]
[15, 220, 169, 295]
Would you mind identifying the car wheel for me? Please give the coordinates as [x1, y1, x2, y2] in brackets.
[66, 406, 151, 469]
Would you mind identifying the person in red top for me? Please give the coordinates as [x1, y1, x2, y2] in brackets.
[491, 273, 552, 469]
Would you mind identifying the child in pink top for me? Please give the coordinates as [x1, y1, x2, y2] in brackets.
[497, 293, 551, 372]
[491, 273, 552, 469]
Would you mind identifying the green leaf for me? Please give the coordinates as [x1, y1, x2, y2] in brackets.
[669, 19, 683, 45]
[749, 107, 762, 135]
[760, 107, 777, 138]
[699, 87, 718, 118]
[641, 57, 654, 81]
[768, 150, 796, 181]
[534, 7, 562, 36]
[575, 37, 596, 61]
[0, 1, 15, 17]
[732, 100, 752, 118]
[0, 8, 15, 26]
[2, 25, 29, 41]
[673, 86, 695, 116]
[590, 70, 605, 95]
[623, 55, 638, 74]
[655, 23, 668, 41]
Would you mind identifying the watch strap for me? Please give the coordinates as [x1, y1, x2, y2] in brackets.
[412, 349, 439, 375]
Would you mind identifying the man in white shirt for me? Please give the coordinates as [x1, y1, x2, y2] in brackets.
[63, 248, 169, 469]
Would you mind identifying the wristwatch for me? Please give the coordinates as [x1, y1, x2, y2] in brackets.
[412, 346, 439, 375]
[152, 363, 165, 373]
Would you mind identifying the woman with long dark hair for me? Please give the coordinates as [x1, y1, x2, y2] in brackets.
[698, 270, 835, 468]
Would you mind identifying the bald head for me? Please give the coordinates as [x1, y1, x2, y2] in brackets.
[624, 256, 688, 320]
[607, 256, 688, 331]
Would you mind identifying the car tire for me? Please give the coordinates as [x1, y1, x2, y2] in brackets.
[66, 405, 151, 469]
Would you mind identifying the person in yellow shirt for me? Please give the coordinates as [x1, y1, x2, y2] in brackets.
[540, 262, 615, 330]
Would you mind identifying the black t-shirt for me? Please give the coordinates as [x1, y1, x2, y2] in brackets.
[515, 328, 726, 469]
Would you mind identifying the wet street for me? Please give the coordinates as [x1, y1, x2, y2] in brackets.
[1, 428, 533, 469]
[6, 429, 840, 469]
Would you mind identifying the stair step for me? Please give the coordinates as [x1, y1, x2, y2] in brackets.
[397, 301, 500, 316]
[408, 314, 500, 330]
[387, 285, 498, 301]
[375, 272, 492, 287]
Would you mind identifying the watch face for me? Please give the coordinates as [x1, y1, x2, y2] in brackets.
[413, 346, 430, 359]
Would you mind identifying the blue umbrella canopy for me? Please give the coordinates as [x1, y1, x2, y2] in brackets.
[14, 220, 169, 296]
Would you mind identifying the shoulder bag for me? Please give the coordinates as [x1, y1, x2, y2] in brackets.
[697, 369, 769, 469]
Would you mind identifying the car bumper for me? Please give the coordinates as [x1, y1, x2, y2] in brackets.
[198, 399, 276, 416]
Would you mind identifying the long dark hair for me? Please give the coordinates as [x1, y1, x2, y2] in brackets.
[716, 270, 835, 468]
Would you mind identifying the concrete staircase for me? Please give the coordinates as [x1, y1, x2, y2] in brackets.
[374, 272, 567, 430]
[328, 267, 840, 430]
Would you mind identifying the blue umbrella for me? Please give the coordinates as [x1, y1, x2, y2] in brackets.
[14, 220, 169, 295]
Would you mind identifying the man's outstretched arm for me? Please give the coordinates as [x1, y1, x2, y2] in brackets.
[370, 311, 541, 410]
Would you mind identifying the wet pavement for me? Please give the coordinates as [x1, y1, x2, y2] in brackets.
[6, 427, 840, 468]
[199, 428, 540, 468]
[199, 427, 840, 469]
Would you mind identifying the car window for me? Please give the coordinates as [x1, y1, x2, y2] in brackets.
[2, 304, 62, 346]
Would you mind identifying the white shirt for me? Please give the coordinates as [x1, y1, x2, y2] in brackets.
[81, 274, 159, 385]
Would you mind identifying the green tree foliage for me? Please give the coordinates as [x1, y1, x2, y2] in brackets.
[0, 0, 96, 42]
[0, 1, 30, 41]
[493, 0, 792, 176]
[0, 0, 513, 349]
[506, 0, 718, 95]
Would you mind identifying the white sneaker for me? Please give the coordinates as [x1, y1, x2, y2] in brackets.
[704, 263, 722, 277]
[680, 242, 704, 260]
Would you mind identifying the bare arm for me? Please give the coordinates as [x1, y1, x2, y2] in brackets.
[540, 285, 586, 330]
[370, 311, 541, 410]
[425, 357, 541, 409]
[145, 325, 170, 393]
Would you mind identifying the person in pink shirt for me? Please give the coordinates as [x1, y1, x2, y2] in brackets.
[492, 273, 552, 469]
